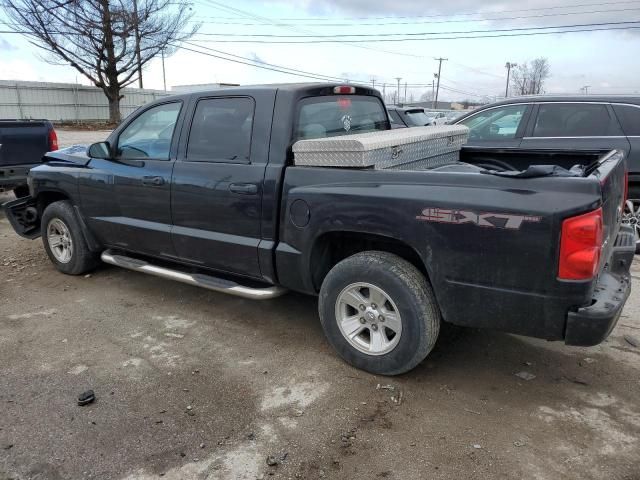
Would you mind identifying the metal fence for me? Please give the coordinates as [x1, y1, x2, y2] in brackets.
[0, 80, 170, 122]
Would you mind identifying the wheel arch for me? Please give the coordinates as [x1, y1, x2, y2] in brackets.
[308, 230, 431, 293]
[37, 191, 102, 252]
[36, 190, 72, 216]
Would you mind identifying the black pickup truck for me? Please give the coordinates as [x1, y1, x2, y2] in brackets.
[3, 84, 635, 375]
[0, 119, 58, 197]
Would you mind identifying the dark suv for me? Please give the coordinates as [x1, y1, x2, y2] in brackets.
[387, 106, 437, 128]
[454, 96, 640, 251]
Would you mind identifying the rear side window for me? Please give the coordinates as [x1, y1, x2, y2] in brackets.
[612, 104, 640, 136]
[405, 109, 431, 126]
[533, 103, 622, 137]
[187, 97, 254, 163]
[388, 110, 403, 126]
[295, 95, 389, 140]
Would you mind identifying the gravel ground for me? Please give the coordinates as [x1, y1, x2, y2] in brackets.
[56, 129, 111, 148]
[1, 189, 639, 480]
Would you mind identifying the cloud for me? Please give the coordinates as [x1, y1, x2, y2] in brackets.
[0, 37, 16, 51]
[267, 0, 639, 29]
[248, 51, 267, 64]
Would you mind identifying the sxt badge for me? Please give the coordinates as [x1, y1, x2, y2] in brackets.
[417, 207, 541, 230]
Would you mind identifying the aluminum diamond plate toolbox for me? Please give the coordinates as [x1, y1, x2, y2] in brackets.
[386, 151, 461, 171]
[292, 125, 469, 169]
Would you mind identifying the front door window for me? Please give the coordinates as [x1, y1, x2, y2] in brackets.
[117, 102, 182, 159]
[458, 104, 527, 140]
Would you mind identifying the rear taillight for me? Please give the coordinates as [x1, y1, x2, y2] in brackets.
[48, 128, 59, 151]
[558, 207, 603, 280]
[333, 85, 355, 94]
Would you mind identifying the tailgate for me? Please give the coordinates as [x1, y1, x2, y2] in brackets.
[592, 150, 628, 265]
[0, 120, 50, 167]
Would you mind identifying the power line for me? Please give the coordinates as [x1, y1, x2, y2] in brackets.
[181, 41, 349, 82]
[183, 23, 640, 43]
[183, 1, 428, 59]
[184, 20, 640, 39]
[7, 22, 633, 43]
[170, 42, 493, 98]
[449, 61, 504, 79]
[195, 0, 424, 58]
[192, 6, 640, 27]
[0, 16, 498, 88]
[193, 0, 640, 21]
[175, 43, 350, 82]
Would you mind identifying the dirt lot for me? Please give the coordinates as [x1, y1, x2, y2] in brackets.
[1, 186, 639, 479]
[55, 130, 111, 149]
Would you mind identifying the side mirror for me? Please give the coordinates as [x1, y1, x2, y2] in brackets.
[88, 141, 112, 159]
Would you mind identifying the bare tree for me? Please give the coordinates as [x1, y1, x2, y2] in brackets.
[2, 0, 198, 122]
[419, 91, 433, 102]
[511, 58, 551, 96]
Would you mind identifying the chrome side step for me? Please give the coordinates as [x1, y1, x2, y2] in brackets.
[100, 250, 287, 300]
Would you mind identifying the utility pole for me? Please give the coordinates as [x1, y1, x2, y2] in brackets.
[161, 49, 167, 92]
[582, 85, 591, 95]
[395, 77, 402, 105]
[371, 77, 376, 90]
[404, 82, 407, 104]
[432, 75, 437, 109]
[434, 57, 447, 109]
[505, 62, 517, 98]
[133, 0, 143, 88]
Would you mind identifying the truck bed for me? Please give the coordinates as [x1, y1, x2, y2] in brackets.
[277, 147, 629, 343]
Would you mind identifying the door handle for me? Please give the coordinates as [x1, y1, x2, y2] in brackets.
[142, 176, 164, 186]
[229, 183, 258, 195]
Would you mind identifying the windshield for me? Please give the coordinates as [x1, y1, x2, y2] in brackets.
[404, 110, 431, 126]
[295, 95, 389, 140]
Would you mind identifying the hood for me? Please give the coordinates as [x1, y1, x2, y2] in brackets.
[43, 144, 91, 166]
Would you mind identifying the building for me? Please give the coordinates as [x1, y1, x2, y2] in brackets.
[0, 80, 167, 122]
[171, 83, 240, 93]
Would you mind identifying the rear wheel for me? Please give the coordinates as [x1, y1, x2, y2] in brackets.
[41, 201, 100, 274]
[623, 187, 640, 254]
[318, 251, 440, 375]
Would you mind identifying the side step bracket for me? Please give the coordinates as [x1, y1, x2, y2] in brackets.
[100, 250, 287, 300]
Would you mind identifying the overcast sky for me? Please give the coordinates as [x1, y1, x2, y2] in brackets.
[0, 0, 639, 101]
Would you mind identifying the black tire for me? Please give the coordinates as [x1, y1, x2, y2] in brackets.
[625, 186, 640, 254]
[318, 251, 441, 375]
[13, 185, 29, 198]
[41, 200, 100, 275]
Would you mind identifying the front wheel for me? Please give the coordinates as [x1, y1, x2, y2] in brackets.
[318, 251, 441, 375]
[623, 187, 640, 254]
[41, 200, 100, 275]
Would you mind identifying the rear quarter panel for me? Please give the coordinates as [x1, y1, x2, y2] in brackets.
[277, 166, 603, 340]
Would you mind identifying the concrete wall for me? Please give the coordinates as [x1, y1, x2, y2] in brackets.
[0, 80, 170, 122]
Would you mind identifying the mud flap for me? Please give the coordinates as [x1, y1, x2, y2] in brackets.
[1, 196, 41, 239]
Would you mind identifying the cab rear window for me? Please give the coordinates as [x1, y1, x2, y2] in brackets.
[295, 95, 389, 140]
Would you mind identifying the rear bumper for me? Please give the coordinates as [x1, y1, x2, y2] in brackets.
[0, 164, 37, 191]
[564, 225, 635, 346]
[2, 195, 40, 239]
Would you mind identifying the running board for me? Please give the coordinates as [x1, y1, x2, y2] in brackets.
[100, 250, 287, 300]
